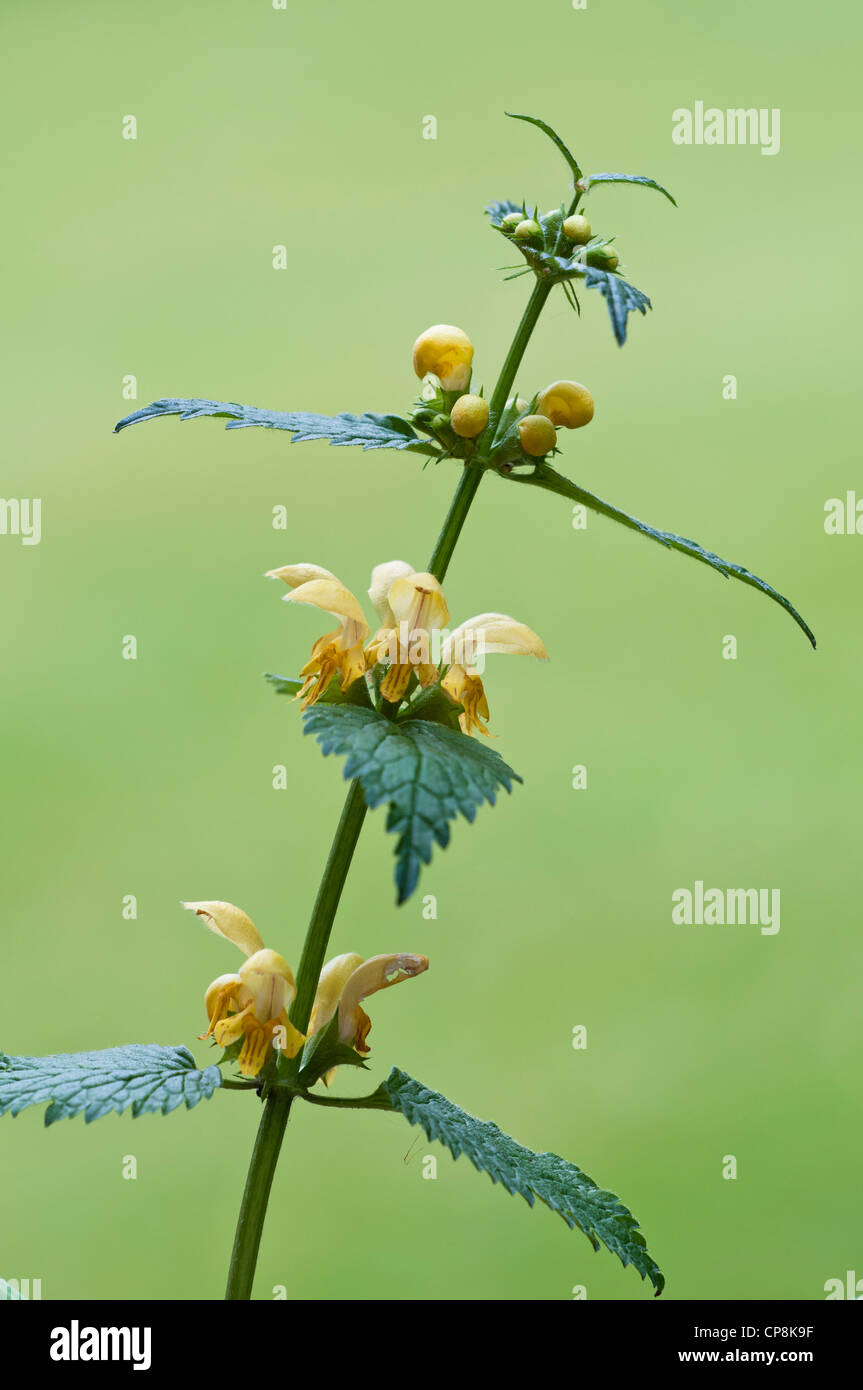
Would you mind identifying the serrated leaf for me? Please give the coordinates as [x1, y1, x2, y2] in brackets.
[583, 268, 651, 345]
[114, 399, 439, 455]
[0, 1045, 221, 1125]
[385, 1067, 664, 1294]
[485, 198, 523, 226]
[515, 466, 816, 648]
[302, 704, 521, 904]
[582, 172, 677, 206]
[506, 112, 583, 184]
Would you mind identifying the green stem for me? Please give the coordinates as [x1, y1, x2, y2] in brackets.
[225, 1088, 294, 1299]
[225, 270, 557, 1299]
[290, 777, 368, 1034]
[426, 277, 553, 582]
[487, 276, 554, 421]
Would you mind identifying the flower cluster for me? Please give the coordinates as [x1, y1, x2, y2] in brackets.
[185, 900, 428, 1078]
[266, 559, 548, 736]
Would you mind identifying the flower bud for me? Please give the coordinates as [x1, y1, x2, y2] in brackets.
[412, 325, 474, 391]
[450, 394, 490, 439]
[514, 219, 542, 241]
[501, 212, 523, 232]
[518, 414, 557, 457]
[536, 380, 594, 430]
[505, 395, 530, 414]
[586, 245, 619, 271]
[562, 213, 591, 244]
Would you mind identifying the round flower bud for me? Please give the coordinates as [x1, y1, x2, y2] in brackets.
[536, 380, 594, 430]
[562, 214, 591, 244]
[586, 245, 619, 272]
[505, 394, 530, 414]
[412, 325, 474, 391]
[450, 394, 490, 439]
[501, 212, 523, 232]
[518, 414, 557, 457]
[514, 219, 542, 241]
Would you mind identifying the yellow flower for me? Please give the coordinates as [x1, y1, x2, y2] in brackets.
[412, 324, 474, 391]
[186, 901, 429, 1082]
[266, 563, 370, 708]
[184, 900, 305, 1078]
[270, 559, 547, 731]
[441, 613, 549, 736]
[308, 952, 429, 1080]
[536, 380, 594, 429]
[367, 567, 450, 703]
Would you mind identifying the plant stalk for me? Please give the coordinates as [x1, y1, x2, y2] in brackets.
[225, 269, 556, 1298]
[224, 1088, 294, 1299]
[427, 276, 553, 581]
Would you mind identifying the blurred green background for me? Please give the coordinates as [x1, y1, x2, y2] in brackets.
[1, 0, 859, 1301]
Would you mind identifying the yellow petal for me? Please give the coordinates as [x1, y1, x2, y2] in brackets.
[378, 661, 414, 704]
[183, 901, 265, 958]
[368, 561, 416, 626]
[442, 613, 548, 662]
[201, 973, 247, 1038]
[536, 380, 594, 429]
[308, 952, 365, 1036]
[284, 578, 370, 642]
[239, 949, 297, 1021]
[441, 665, 491, 737]
[412, 325, 474, 391]
[387, 572, 450, 633]
[337, 953, 429, 1047]
[272, 1014, 306, 1060]
[266, 563, 338, 588]
[214, 1001, 255, 1048]
[237, 1020, 273, 1077]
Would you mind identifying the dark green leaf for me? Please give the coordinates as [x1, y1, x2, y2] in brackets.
[114, 399, 439, 455]
[385, 1067, 664, 1294]
[303, 704, 521, 903]
[296, 1015, 368, 1089]
[0, 1045, 221, 1125]
[512, 466, 817, 648]
[264, 671, 372, 707]
[265, 673, 303, 697]
[485, 198, 524, 226]
[583, 268, 651, 345]
[582, 172, 677, 206]
[506, 113, 583, 184]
